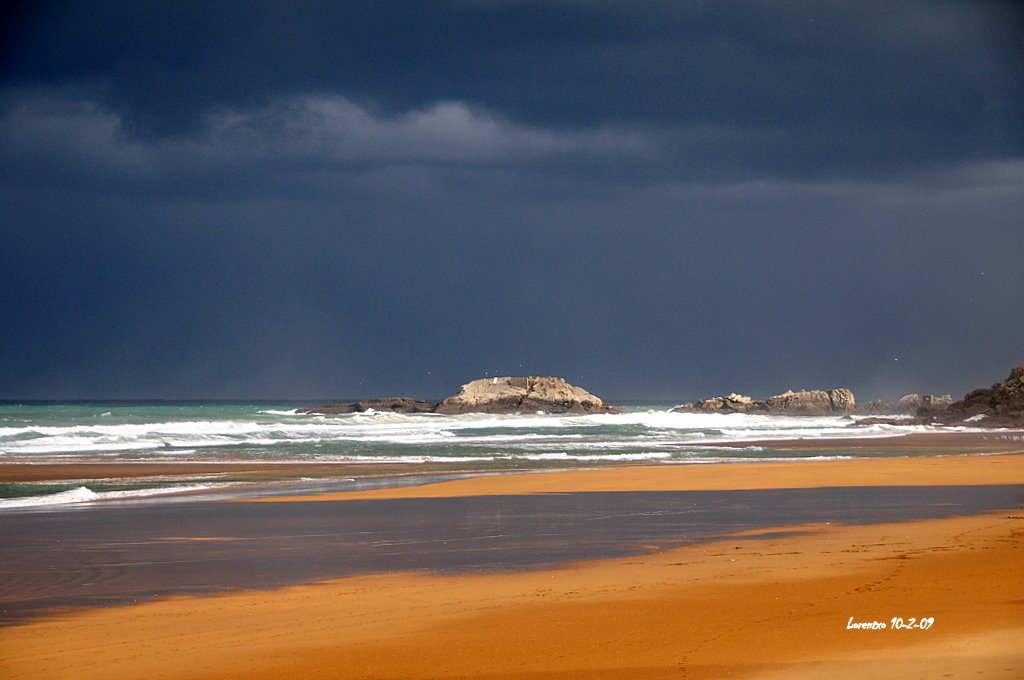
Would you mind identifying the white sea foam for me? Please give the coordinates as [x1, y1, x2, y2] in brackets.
[0, 407, 981, 461]
[0, 484, 222, 509]
[512, 452, 675, 462]
[313, 455, 498, 464]
[0, 486, 100, 507]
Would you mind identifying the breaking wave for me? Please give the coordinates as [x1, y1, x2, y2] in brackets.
[0, 484, 223, 509]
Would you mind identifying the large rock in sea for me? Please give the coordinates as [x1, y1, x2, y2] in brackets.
[297, 397, 436, 415]
[434, 376, 623, 415]
[673, 387, 855, 415]
[765, 388, 855, 415]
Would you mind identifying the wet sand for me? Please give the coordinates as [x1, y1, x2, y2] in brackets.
[1, 453, 1023, 678]
[3, 482, 1022, 623]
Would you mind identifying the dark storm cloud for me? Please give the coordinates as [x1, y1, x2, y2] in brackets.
[3, 1, 1021, 176]
[0, 1, 1021, 399]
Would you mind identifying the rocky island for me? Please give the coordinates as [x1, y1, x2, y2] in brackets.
[673, 388, 856, 416]
[299, 376, 622, 415]
[434, 376, 622, 415]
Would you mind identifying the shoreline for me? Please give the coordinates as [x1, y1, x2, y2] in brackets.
[2, 450, 1022, 678]
[1, 430, 1022, 487]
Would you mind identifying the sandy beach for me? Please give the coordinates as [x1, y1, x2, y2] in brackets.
[2, 451, 1023, 679]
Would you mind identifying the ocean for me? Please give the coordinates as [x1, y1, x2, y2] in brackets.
[0, 401, 963, 508]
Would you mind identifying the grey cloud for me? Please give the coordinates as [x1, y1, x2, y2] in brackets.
[1, 90, 659, 196]
[0, 90, 153, 179]
[204, 95, 656, 164]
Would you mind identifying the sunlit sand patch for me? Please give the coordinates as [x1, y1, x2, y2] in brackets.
[235, 453, 1024, 503]
[157, 536, 248, 542]
[706, 523, 826, 539]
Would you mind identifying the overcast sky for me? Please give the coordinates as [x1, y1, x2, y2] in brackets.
[2, 1, 1022, 401]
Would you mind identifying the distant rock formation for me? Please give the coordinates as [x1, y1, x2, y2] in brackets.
[297, 397, 436, 415]
[856, 393, 953, 415]
[900, 393, 954, 413]
[673, 388, 855, 416]
[434, 376, 623, 415]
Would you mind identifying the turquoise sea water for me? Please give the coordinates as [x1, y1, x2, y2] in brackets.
[0, 401, 965, 507]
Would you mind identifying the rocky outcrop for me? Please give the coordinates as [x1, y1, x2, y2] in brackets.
[434, 376, 622, 415]
[855, 367, 1024, 427]
[297, 397, 436, 414]
[673, 388, 856, 415]
[944, 366, 1024, 426]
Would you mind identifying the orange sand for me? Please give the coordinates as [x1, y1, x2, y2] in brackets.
[2, 455, 1023, 679]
